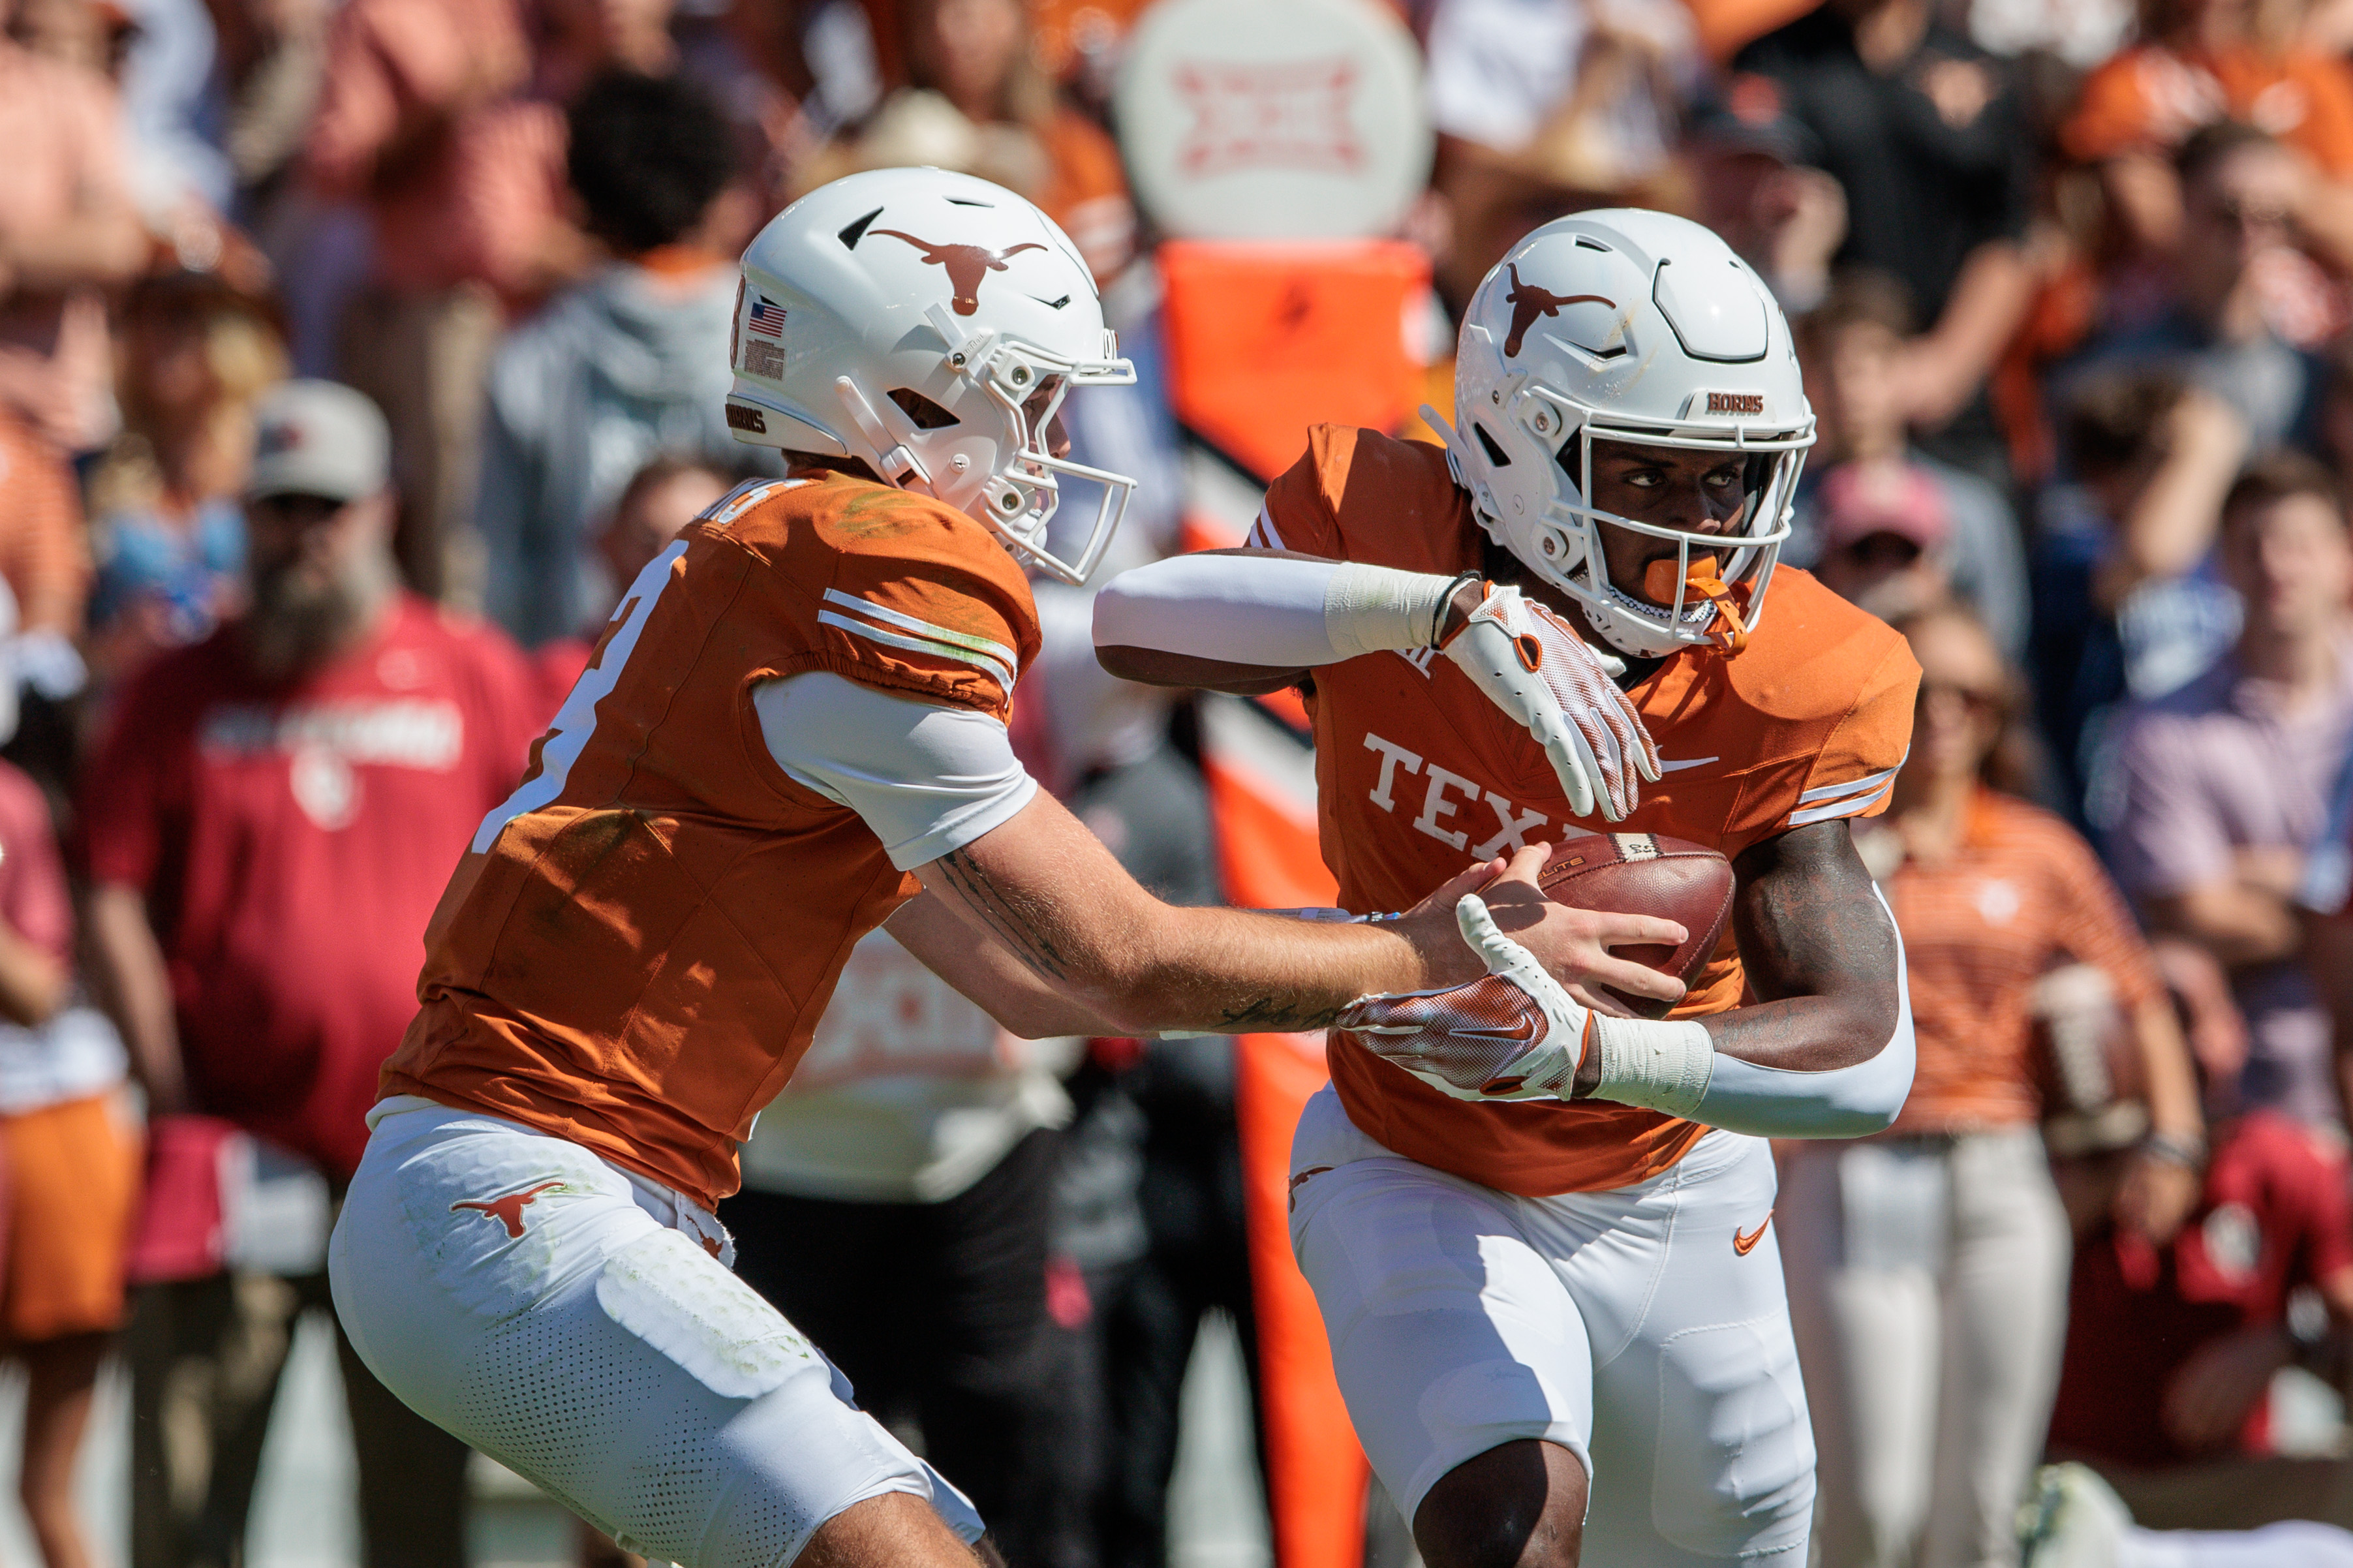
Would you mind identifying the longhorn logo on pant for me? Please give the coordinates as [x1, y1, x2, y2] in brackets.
[452, 1180, 565, 1239]
[1503, 264, 1613, 358]
[870, 231, 1047, 315]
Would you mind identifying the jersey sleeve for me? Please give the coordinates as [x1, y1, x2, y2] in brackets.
[753, 671, 1038, 870]
[1781, 637, 1920, 831]
[1253, 429, 1349, 557]
[812, 568, 1032, 722]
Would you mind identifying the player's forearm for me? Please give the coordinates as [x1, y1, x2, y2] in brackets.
[1570, 825, 1912, 1136]
[1103, 904, 1445, 1034]
[925, 838, 1436, 1034]
[1094, 550, 1474, 691]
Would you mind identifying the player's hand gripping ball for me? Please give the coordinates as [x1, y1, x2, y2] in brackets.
[1537, 833, 1734, 1019]
[1336, 895, 1595, 1101]
[1440, 585, 1661, 822]
[1336, 833, 1734, 1101]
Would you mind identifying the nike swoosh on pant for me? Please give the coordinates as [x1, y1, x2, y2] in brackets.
[1733, 1218, 1772, 1255]
[1658, 756, 1719, 773]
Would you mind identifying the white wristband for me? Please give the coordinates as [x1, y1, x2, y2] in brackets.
[1588, 1014, 1714, 1118]
[1325, 563, 1459, 658]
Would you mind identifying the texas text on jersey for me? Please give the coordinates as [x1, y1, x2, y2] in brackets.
[381, 471, 1039, 1213]
[1253, 423, 1918, 1196]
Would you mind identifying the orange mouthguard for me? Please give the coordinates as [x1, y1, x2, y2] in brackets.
[1642, 553, 1749, 653]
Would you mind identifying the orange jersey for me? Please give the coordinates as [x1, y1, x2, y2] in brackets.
[1884, 790, 2162, 1134]
[380, 472, 1041, 1210]
[1256, 427, 1918, 1197]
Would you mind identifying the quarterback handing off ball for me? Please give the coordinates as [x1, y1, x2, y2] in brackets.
[1537, 833, 1734, 1017]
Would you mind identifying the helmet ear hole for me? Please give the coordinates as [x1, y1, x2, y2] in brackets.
[1473, 422, 1512, 467]
[887, 388, 961, 429]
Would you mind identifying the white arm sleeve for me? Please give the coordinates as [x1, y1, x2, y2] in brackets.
[1092, 555, 1458, 666]
[1590, 885, 1915, 1137]
[753, 671, 1038, 870]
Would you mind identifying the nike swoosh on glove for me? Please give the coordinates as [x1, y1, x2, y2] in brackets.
[1439, 585, 1661, 821]
[1334, 895, 1593, 1101]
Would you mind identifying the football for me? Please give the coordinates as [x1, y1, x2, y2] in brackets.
[2027, 962, 2149, 1158]
[1537, 833, 1736, 1019]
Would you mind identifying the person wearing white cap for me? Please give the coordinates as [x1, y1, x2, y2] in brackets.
[81, 379, 549, 1568]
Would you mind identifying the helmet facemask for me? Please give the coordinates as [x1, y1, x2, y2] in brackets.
[835, 303, 1138, 586]
[1467, 376, 1811, 660]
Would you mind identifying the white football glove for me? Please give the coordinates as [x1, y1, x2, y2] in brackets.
[1440, 585, 1660, 822]
[1334, 895, 1592, 1101]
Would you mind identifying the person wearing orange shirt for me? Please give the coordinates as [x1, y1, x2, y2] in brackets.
[323, 168, 1631, 1568]
[2063, 0, 2353, 280]
[1776, 603, 2203, 1568]
[1094, 209, 1920, 1567]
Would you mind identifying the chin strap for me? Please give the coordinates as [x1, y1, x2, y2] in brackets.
[1643, 553, 1750, 654]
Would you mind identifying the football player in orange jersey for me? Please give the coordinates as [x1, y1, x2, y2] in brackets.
[322, 169, 1684, 1568]
[1093, 210, 1923, 1565]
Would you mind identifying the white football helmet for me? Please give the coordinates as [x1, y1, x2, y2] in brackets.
[1428, 209, 1814, 659]
[726, 167, 1138, 584]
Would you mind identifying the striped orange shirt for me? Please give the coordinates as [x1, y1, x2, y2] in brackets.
[1885, 789, 2162, 1134]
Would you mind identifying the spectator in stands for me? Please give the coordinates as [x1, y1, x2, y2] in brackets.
[1808, 461, 1960, 631]
[2110, 451, 2353, 1126]
[84, 269, 288, 694]
[797, 0, 1133, 283]
[0, 581, 134, 1568]
[1421, 0, 1699, 309]
[81, 381, 544, 1568]
[478, 71, 764, 650]
[2068, 124, 2330, 456]
[1782, 603, 2203, 1568]
[2062, 0, 2353, 284]
[2044, 1095, 2353, 1533]
[1737, 0, 2035, 481]
[2035, 369, 2250, 823]
[306, 0, 674, 598]
[1682, 74, 1847, 315]
[527, 452, 743, 705]
[1796, 272, 2030, 658]
[0, 5, 147, 454]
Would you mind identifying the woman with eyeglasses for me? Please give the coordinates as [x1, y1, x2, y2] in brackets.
[1776, 602, 2206, 1568]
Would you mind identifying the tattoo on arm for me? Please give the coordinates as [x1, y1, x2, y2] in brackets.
[933, 846, 1072, 983]
[1212, 995, 1342, 1032]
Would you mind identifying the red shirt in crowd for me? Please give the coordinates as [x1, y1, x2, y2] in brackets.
[2048, 1110, 2353, 1468]
[80, 594, 544, 1178]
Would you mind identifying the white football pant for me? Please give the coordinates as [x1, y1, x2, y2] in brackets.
[328, 1099, 981, 1568]
[1287, 1086, 1815, 1563]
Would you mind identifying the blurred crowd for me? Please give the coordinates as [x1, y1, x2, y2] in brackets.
[10, 0, 2353, 1567]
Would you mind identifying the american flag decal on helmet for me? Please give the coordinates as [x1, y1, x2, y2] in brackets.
[747, 297, 787, 339]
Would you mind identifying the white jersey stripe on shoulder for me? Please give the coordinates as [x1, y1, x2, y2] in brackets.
[1248, 505, 1287, 553]
[1794, 758, 1903, 806]
[816, 610, 1015, 690]
[820, 589, 1018, 669]
[1788, 780, 1894, 828]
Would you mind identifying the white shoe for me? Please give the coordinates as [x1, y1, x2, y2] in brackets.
[2020, 1462, 2134, 1568]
